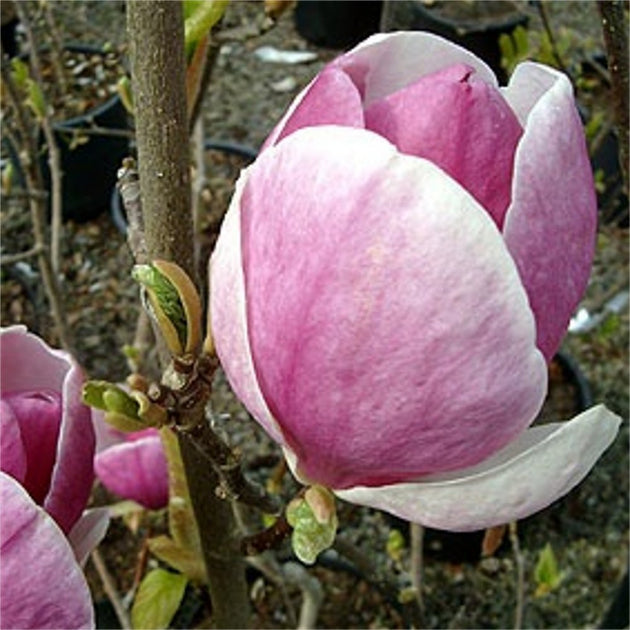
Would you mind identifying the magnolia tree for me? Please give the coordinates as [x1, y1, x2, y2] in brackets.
[0, 2, 625, 629]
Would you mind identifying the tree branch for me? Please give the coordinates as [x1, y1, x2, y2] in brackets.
[598, 1, 629, 190]
[126, 2, 249, 627]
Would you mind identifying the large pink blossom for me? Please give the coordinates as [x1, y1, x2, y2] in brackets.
[0, 326, 108, 628]
[210, 32, 620, 531]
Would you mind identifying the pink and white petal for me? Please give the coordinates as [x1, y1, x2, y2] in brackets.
[0, 326, 70, 394]
[3, 390, 62, 505]
[94, 434, 168, 510]
[338, 31, 498, 108]
[44, 361, 95, 534]
[503, 64, 597, 361]
[265, 65, 365, 149]
[336, 405, 621, 531]
[365, 63, 522, 226]
[68, 507, 110, 567]
[0, 472, 94, 629]
[501, 61, 563, 126]
[0, 401, 27, 482]
[210, 170, 285, 445]
[236, 125, 547, 489]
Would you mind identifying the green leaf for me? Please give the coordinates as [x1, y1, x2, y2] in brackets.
[82, 381, 147, 432]
[131, 568, 188, 630]
[147, 535, 206, 583]
[26, 79, 47, 121]
[534, 543, 563, 597]
[10, 58, 30, 88]
[386, 529, 406, 562]
[286, 486, 337, 565]
[133, 264, 187, 352]
[184, 0, 229, 57]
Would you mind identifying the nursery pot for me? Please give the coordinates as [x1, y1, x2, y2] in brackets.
[294, 0, 383, 49]
[380, 0, 528, 83]
[12, 44, 130, 222]
[46, 45, 130, 222]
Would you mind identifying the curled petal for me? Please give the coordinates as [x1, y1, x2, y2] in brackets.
[0, 472, 94, 629]
[336, 31, 497, 107]
[0, 401, 27, 483]
[336, 405, 621, 531]
[215, 126, 547, 489]
[0, 326, 70, 394]
[68, 507, 110, 567]
[503, 63, 597, 360]
[44, 359, 95, 534]
[95, 433, 168, 510]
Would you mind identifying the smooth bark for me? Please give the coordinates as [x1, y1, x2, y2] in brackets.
[126, 2, 250, 627]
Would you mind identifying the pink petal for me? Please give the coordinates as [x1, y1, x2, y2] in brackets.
[216, 126, 547, 489]
[68, 507, 110, 567]
[0, 326, 70, 394]
[43, 360, 95, 534]
[0, 401, 27, 482]
[210, 170, 286, 445]
[2, 390, 62, 505]
[337, 31, 498, 108]
[264, 65, 364, 149]
[0, 472, 94, 629]
[502, 63, 597, 360]
[336, 405, 621, 531]
[364, 63, 522, 227]
[95, 434, 168, 509]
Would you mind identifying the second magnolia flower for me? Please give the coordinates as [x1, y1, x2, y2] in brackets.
[209, 32, 620, 531]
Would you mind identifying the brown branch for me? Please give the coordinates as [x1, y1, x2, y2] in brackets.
[1, 53, 73, 352]
[90, 549, 132, 630]
[0, 245, 45, 265]
[240, 513, 292, 556]
[126, 2, 249, 627]
[177, 420, 281, 515]
[15, 1, 64, 276]
[535, 1, 572, 80]
[598, 0, 629, 190]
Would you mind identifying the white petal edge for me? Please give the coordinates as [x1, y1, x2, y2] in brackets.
[335, 405, 621, 532]
[343, 31, 498, 106]
[264, 31, 498, 149]
[68, 507, 110, 567]
[210, 168, 285, 444]
[501, 61, 568, 127]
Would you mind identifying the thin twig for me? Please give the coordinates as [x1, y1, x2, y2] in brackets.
[509, 521, 526, 630]
[534, 1, 572, 79]
[1, 49, 73, 352]
[284, 562, 324, 630]
[410, 523, 425, 619]
[41, 1, 69, 97]
[15, 1, 64, 276]
[90, 548, 132, 630]
[0, 245, 45, 265]
[598, 0, 629, 190]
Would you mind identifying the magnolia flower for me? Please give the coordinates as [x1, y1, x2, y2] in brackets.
[0, 326, 109, 628]
[210, 32, 621, 531]
[93, 417, 169, 510]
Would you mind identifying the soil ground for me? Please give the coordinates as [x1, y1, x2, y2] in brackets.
[1, 2, 628, 629]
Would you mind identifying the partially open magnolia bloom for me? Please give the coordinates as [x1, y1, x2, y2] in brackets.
[93, 418, 169, 510]
[210, 32, 621, 531]
[0, 326, 109, 628]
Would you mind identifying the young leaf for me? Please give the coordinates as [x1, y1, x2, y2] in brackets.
[534, 542, 563, 597]
[286, 486, 338, 565]
[131, 568, 188, 630]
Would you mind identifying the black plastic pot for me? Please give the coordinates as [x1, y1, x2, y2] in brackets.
[294, 0, 383, 49]
[380, 0, 528, 83]
[11, 44, 130, 223]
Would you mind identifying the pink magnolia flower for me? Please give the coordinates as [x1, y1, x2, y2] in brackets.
[93, 417, 169, 510]
[0, 326, 109, 628]
[210, 32, 621, 531]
